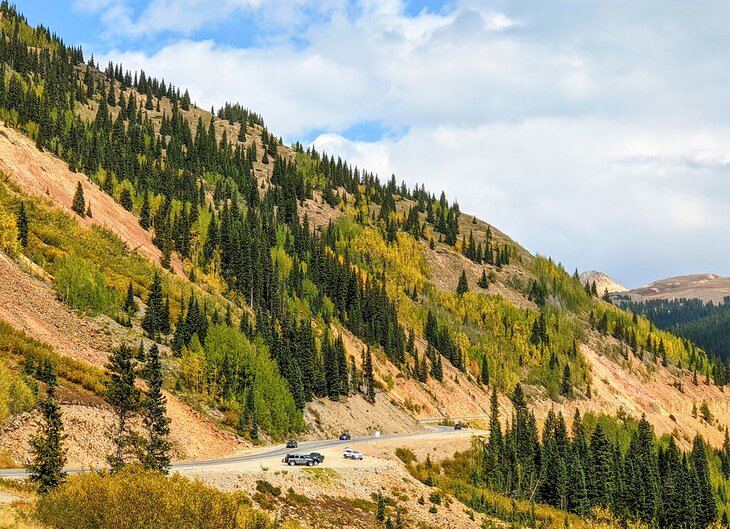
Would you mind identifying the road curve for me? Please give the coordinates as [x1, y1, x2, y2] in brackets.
[0, 423, 472, 479]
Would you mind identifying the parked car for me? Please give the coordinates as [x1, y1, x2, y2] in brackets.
[286, 439, 298, 448]
[307, 452, 325, 464]
[282, 453, 315, 466]
[454, 423, 463, 430]
[339, 433, 352, 441]
[343, 448, 364, 460]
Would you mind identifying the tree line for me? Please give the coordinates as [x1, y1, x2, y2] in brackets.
[473, 385, 720, 528]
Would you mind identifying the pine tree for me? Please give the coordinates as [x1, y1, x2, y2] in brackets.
[722, 428, 730, 479]
[142, 344, 171, 473]
[376, 492, 386, 522]
[456, 270, 469, 295]
[124, 281, 136, 314]
[142, 272, 166, 338]
[140, 192, 150, 229]
[26, 384, 66, 493]
[560, 364, 572, 397]
[364, 347, 375, 403]
[478, 270, 488, 289]
[691, 435, 717, 528]
[17, 201, 28, 247]
[480, 356, 489, 385]
[587, 424, 614, 510]
[119, 188, 133, 211]
[71, 181, 85, 217]
[105, 344, 141, 469]
[86, 203, 92, 218]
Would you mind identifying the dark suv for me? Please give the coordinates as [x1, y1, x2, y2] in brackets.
[282, 453, 315, 466]
[307, 452, 325, 464]
[286, 440, 298, 448]
[339, 433, 351, 441]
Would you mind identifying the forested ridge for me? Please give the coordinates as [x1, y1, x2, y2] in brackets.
[2, 2, 730, 525]
[618, 296, 730, 362]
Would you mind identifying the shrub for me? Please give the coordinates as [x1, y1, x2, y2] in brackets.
[35, 467, 272, 529]
[54, 254, 120, 316]
[256, 480, 281, 497]
[395, 447, 417, 466]
[9, 376, 35, 414]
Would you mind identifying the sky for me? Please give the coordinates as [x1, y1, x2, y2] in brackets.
[17, 0, 730, 288]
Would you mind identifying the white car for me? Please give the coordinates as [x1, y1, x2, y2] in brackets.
[343, 448, 364, 460]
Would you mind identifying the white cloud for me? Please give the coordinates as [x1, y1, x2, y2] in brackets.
[91, 0, 730, 286]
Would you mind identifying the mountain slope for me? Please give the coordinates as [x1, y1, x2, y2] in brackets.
[623, 273, 730, 303]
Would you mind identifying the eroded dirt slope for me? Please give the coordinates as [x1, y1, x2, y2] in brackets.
[0, 123, 182, 274]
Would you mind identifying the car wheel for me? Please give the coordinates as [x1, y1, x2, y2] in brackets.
[288, 461, 295, 466]
[307, 461, 314, 466]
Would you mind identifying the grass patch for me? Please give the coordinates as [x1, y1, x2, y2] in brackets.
[302, 467, 338, 484]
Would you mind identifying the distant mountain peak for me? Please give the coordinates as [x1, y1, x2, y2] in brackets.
[579, 270, 628, 294]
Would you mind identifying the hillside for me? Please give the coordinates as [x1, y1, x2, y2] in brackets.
[1, 3, 730, 527]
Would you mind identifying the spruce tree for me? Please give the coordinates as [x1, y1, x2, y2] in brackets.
[364, 347, 375, 403]
[105, 344, 141, 469]
[690, 435, 717, 528]
[119, 188, 133, 211]
[722, 428, 730, 479]
[142, 272, 166, 338]
[17, 201, 28, 247]
[140, 192, 150, 229]
[142, 344, 171, 473]
[71, 181, 85, 217]
[376, 492, 386, 522]
[587, 424, 614, 510]
[26, 384, 66, 493]
[560, 364, 572, 397]
[456, 270, 469, 295]
[124, 281, 136, 314]
[478, 270, 488, 288]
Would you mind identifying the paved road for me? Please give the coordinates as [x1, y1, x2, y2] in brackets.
[0, 422, 472, 479]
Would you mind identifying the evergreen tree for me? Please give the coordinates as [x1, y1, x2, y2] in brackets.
[119, 188, 133, 211]
[17, 201, 28, 247]
[623, 415, 661, 524]
[478, 270, 488, 289]
[26, 384, 66, 493]
[124, 281, 136, 314]
[140, 192, 151, 229]
[142, 344, 171, 473]
[105, 344, 141, 469]
[587, 424, 614, 510]
[376, 492, 386, 522]
[71, 181, 86, 217]
[142, 272, 167, 338]
[691, 435, 717, 528]
[456, 270, 469, 295]
[560, 364, 572, 397]
[364, 347, 375, 403]
[722, 428, 730, 479]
